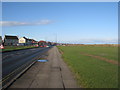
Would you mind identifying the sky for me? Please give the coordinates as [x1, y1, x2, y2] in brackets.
[1, 2, 118, 44]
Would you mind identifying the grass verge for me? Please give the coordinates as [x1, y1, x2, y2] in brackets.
[2, 46, 38, 52]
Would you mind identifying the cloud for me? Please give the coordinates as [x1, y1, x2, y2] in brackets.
[0, 20, 54, 27]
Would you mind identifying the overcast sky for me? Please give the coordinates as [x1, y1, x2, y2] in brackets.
[1, 2, 118, 44]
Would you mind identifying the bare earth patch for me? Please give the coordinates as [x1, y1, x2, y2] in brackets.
[59, 49, 64, 55]
[80, 52, 119, 66]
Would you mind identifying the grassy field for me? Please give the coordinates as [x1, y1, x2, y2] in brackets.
[57, 45, 118, 88]
[2, 46, 38, 51]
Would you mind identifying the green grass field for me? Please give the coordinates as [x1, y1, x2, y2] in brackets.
[57, 45, 118, 88]
[2, 46, 38, 51]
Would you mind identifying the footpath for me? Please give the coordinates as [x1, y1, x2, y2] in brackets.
[8, 46, 79, 88]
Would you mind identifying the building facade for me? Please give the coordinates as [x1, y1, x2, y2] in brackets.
[0, 36, 2, 45]
[19, 37, 37, 46]
[4, 35, 19, 46]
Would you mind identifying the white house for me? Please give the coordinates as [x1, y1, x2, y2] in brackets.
[19, 37, 37, 46]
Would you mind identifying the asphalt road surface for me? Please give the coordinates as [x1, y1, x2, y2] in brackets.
[2, 47, 50, 87]
[9, 46, 79, 88]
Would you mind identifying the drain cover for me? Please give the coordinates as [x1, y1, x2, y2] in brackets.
[37, 60, 48, 62]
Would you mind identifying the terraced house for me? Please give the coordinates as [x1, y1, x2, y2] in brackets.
[4, 35, 19, 46]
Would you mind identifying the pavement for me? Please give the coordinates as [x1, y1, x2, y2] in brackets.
[8, 46, 79, 88]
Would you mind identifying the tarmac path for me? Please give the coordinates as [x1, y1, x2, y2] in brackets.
[9, 46, 79, 88]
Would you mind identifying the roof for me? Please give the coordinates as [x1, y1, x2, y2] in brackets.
[23, 37, 29, 40]
[23, 37, 34, 41]
[38, 41, 46, 43]
[5, 35, 18, 39]
[31, 39, 37, 42]
[28, 39, 32, 41]
[23, 37, 37, 42]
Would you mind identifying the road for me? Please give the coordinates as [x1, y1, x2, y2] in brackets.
[2, 47, 51, 88]
[9, 46, 79, 88]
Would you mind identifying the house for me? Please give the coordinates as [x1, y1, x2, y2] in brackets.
[27, 39, 38, 45]
[0, 36, 2, 45]
[4, 35, 18, 46]
[47, 41, 52, 46]
[19, 37, 37, 46]
[19, 37, 31, 46]
[0, 36, 4, 49]
[31, 39, 38, 45]
[38, 40, 47, 47]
